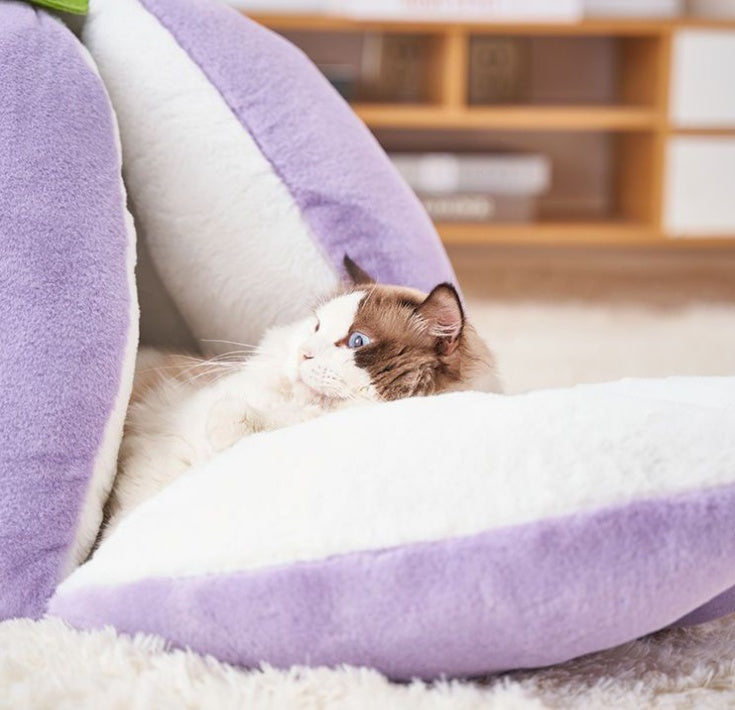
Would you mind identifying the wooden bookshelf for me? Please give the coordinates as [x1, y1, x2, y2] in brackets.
[249, 12, 735, 247]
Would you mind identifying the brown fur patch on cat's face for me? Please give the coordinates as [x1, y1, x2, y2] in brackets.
[347, 284, 500, 399]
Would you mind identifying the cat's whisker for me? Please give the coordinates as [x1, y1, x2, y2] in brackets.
[184, 363, 243, 383]
[190, 368, 243, 388]
[200, 339, 258, 350]
[141, 360, 239, 379]
[205, 348, 258, 360]
[140, 359, 218, 372]
[203, 357, 246, 367]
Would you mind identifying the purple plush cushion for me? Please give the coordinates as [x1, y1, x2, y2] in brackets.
[81, 0, 454, 352]
[49, 484, 735, 679]
[50, 378, 735, 678]
[138, 0, 451, 291]
[0, 2, 136, 619]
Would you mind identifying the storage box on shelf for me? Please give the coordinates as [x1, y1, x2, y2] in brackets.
[248, 12, 735, 247]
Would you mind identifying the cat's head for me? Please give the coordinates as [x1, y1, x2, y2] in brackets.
[291, 256, 500, 402]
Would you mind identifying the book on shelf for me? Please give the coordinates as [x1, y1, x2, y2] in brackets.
[418, 193, 538, 222]
[390, 152, 551, 195]
[391, 152, 551, 223]
[469, 37, 530, 105]
[358, 35, 428, 103]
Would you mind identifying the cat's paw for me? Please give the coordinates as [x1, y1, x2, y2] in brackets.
[205, 398, 263, 453]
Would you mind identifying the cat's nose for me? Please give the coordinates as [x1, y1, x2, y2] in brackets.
[301, 349, 314, 361]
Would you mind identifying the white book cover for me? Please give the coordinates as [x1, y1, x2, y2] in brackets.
[391, 153, 551, 195]
[421, 194, 496, 220]
[336, 0, 582, 22]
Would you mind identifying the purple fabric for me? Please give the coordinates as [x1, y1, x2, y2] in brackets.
[50, 482, 735, 679]
[0, 3, 132, 619]
[676, 585, 735, 627]
[135, 0, 455, 293]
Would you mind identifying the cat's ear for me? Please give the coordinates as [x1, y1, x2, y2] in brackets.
[343, 254, 376, 285]
[416, 283, 464, 356]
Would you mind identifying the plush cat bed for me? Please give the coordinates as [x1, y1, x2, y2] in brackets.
[0, 1, 137, 620]
[81, 0, 454, 351]
[50, 377, 735, 679]
[4, 0, 735, 681]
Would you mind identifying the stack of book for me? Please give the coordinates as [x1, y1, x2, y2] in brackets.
[390, 152, 551, 223]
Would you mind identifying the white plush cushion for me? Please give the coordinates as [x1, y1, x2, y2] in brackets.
[51, 378, 735, 679]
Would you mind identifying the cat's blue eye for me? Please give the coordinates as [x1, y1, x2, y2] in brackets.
[347, 331, 370, 349]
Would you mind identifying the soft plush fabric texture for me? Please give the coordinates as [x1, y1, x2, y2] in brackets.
[0, 2, 137, 619]
[50, 377, 735, 679]
[81, 0, 454, 352]
[6, 613, 735, 709]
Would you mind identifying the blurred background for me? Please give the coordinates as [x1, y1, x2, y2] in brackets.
[222, 0, 735, 390]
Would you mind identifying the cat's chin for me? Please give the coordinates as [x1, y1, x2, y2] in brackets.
[291, 374, 332, 404]
[294, 373, 348, 407]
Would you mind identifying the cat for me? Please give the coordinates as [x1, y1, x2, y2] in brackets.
[104, 257, 500, 538]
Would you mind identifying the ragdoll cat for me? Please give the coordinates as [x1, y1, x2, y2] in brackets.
[105, 258, 500, 537]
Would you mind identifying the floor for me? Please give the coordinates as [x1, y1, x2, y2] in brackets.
[451, 246, 735, 393]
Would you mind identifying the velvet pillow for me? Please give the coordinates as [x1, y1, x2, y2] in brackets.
[0, 1, 137, 619]
[50, 378, 735, 678]
[81, 0, 455, 352]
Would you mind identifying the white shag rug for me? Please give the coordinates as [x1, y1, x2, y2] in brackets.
[3, 615, 735, 709]
[3, 249, 735, 709]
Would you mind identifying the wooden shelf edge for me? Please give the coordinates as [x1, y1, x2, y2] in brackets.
[353, 104, 658, 130]
[248, 13, 735, 35]
[436, 222, 735, 246]
[669, 127, 735, 137]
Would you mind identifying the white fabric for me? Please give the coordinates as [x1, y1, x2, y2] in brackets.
[60, 377, 735, 592]
[82, 0, 339, 353]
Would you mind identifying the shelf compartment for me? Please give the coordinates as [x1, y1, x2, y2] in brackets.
[280, 30, 448, 104]
[379, 129, 649, 228]
[467, 35, 662, 109]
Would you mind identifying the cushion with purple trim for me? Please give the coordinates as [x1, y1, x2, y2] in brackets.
[81, 0, 455, 353]
[50, 377, 735, 679]
[0, 2, 137, 619]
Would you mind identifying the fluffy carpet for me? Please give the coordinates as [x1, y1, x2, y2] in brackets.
[3, 615, 735, 709]
[2, 248, 735, 708]
[454, 247, 735, 393]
